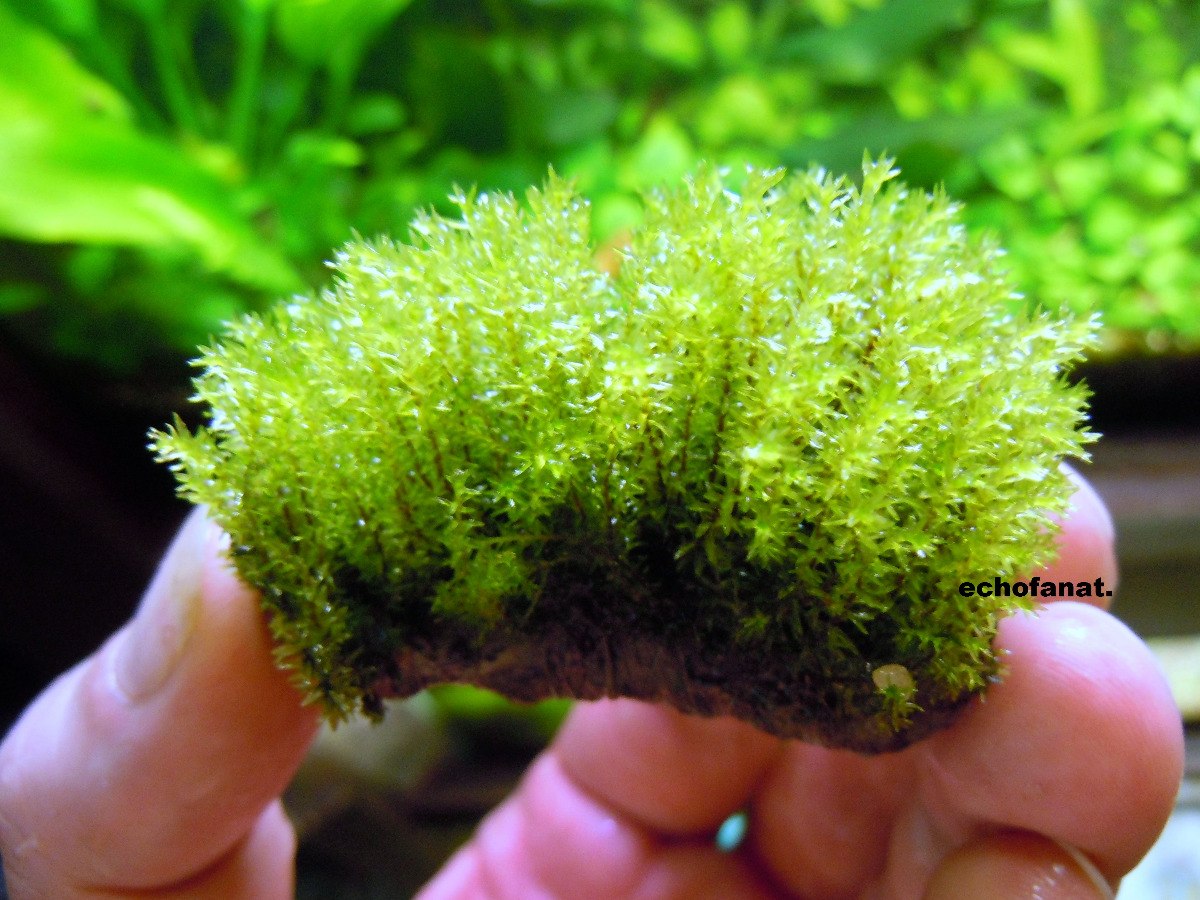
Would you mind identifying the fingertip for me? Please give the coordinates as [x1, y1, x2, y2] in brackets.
[464, 753, 653, 898]
[748, 743, 905, 898]
[421, 750, 776, 900]
[554, 699, 781, 835]
[922, 602, 1184, 881]
[188, 510, 321, 734]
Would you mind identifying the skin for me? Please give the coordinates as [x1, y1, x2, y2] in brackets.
[0, 470, 1183, 899]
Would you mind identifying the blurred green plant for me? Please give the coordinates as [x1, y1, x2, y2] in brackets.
[966, 2, 1200, 353]
[0, 0, 1196, 372]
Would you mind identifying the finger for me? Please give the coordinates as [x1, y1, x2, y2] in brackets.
[419, 701, 783, 897]
[746, 742, 915, 899]
[0, 509, 319, 897]
[926, 831, 1114, 900]
[741, 469, 1121, 899]
[420, 752, 775, 899]
[1038, 466, 1118, 607]
[552, 699, 782, 834]
[915, 602, 1183, 887]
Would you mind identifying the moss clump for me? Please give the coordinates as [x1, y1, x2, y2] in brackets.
[152, 162, 1097, 752]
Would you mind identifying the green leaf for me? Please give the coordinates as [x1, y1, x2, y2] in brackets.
[804, 0, 882, 28]
[695, 75, 780, 146]
[1050, 0, 1104, 117]
[707, 2, 752, 66]
[285, 132, 364, 168]
[995, 0, 1105, 117]
[0, 4, 128, 122]
[345, 92, 407, 136]
[0, 8, 299, 294]
[590, 192, 643, 242]
[4, 0, 98, 40]
[785, 109, 1038, 181]
[640, 0, 704, 70]
[536, 88, 620, 147]
[777, 0, 973, 84]
[105, 0, 165, 18]
[0, 106, 300, 292]
[0, 1, 298, 291]
[0, 283, 45, 314]
[274, 0, 414, 68]
[617, 114, 696, 190]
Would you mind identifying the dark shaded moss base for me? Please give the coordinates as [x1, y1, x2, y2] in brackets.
[372, 620, 973, 753]
[269, 526, 987, 754]
[326, 550, 981, 753]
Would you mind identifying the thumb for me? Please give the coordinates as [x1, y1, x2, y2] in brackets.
[0, 508, 319, 898]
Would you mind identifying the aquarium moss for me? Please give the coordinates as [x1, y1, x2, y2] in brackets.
[152, 161, 1097, 752]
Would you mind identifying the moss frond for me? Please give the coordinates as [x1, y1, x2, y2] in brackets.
[151, 161, 1097, 740]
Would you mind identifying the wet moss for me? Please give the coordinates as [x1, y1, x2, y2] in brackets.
[152, 161, 1097, 750]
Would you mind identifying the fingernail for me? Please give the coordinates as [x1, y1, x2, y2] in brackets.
[112, 509, 210, 702]
[925, 832, 1115, 900]
[1052, 839, 1116, 900]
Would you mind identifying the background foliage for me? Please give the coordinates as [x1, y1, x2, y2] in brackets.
[0, 0, 1197, 375]
[0, 2, 1193, 889]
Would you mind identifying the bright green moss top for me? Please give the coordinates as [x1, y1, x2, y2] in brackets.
[152, 162, 1097, 751]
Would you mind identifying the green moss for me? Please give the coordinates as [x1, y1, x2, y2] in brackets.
[151, 160, 1097, 749]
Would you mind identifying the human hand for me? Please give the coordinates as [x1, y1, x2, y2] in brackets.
[422, 472, 1184, 899]
[0, 511, 319, 898]
[0, 474, 1183, 898]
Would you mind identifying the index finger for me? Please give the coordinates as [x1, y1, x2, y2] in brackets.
[554, 700, 783, 835]
[419, 703, 784, 899]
